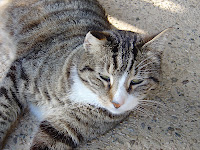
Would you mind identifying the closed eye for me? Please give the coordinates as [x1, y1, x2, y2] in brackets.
[99, 74, 110, 82]
[130, 79, 143, 85]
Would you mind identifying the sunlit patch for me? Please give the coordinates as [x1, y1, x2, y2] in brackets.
[108, 15, 146, 34]
[142, 0, 185, 13]
[0, 0, 10, 8]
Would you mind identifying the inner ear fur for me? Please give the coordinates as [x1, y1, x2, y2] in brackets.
[83, 31, 110, 52]
[89, 31, 109, 40]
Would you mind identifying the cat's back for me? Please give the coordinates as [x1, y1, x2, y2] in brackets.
[1, 0, 111, 58]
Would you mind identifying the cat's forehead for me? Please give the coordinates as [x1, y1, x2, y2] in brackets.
[109, 30, 138, 44]
[105, 30, 139, 73]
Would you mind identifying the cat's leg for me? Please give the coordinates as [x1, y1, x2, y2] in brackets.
[0, 68, 26, 148]
[30, 119, 84, 150]
[0, 88, 24, 148]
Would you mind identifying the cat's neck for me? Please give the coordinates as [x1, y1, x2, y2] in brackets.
[54, 45, 85, 95]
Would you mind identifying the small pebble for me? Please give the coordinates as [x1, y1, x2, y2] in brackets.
[136, 17, 140, 21]
[148, 126, 151, 130]
[182, 80, 189, 84]
[168, 127, 175, 131]
[175, 132, 181, 137]
[171, 115, 178, 120]
[128, 128, 134, 132]
[141, 123, 145, 129]
[175, 128, 181, 132]
[171, 77, 178, 83]
[129, 140, 136, 146]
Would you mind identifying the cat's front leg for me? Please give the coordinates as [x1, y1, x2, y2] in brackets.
[30, 120, 84, 150]
[0, 71, 26, 148]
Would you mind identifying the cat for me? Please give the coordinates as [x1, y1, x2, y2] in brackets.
[0, 27, 16, 81]
[0, 0, 169, 149]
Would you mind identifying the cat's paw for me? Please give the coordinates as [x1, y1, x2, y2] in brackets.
[30, 131, 73, 150]
[30, 121, 80, 150]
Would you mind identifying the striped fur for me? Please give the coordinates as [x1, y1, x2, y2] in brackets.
[0, 27, 16, 81]
[0, 0, 166, 149]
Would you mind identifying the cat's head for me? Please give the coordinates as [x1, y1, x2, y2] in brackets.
[72, 29, 169, 114]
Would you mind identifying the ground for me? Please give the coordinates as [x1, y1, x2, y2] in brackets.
[1, 0, 200, 149]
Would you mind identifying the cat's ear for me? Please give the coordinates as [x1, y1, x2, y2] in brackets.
[136, 28, 172, 52]
[83, 31, 108, 52]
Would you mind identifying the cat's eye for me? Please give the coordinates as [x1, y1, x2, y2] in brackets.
[100, 75, 110, 82]
[130, 79, 143, 85]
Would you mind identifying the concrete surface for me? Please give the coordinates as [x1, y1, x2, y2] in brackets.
[0, 0, 199, 149]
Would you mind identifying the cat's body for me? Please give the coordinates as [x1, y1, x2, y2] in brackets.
[0, 0, 166, 149]
[0, 27, 16, 80]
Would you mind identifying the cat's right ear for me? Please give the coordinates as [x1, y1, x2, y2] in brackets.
[136, 28, 173, 52]
[83, 31, 108, 52]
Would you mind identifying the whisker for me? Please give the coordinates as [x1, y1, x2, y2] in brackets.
[135, 61, 155, 71]
[134, 106, 153, 117]
[139, 100, 166, 108]
[135, 53, 159, 69]
[138, 69, 158, 72]
[134, 107, 147, 116]
[139, 103, 161, 108]
[136, 70, 159, 76]
[135, 55, 154, 69]
[137, 72, 154, 75]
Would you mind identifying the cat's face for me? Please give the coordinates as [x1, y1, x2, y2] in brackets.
[73, 30, 165, 114]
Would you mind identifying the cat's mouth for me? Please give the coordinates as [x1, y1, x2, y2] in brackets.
[104, 95, 140, 114]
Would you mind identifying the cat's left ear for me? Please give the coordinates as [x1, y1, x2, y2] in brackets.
[83, 31, 108, 52]
[136, 28, 172, 52]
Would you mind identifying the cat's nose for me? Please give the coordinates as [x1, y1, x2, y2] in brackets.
[112, 101, 122, 108]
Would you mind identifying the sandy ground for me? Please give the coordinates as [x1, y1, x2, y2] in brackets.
[0, 0, 199, 149]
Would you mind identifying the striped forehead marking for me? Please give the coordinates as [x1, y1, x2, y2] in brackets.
[110, 31, 138, 72]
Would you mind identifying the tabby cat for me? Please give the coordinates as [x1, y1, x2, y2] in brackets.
[0, 0, 168, 149]
[0, 27, 16, 80]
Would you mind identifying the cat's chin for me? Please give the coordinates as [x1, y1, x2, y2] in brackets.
[106, 106, 136, 115]
[106, 107, 133, 115]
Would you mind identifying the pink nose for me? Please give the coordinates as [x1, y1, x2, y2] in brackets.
[112, 101, 122, 108]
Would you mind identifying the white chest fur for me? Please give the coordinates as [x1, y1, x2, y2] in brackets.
[69, 67, 103, 107]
